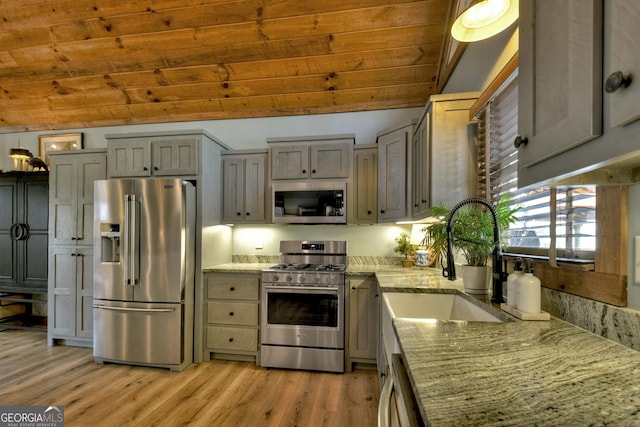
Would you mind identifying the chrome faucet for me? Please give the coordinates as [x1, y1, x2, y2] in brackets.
[442, 197, 506, 303]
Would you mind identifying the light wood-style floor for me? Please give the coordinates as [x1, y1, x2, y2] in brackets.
[0, 330, 379, 427]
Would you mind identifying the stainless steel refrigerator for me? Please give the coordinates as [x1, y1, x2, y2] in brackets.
[93, 178, 195, 371]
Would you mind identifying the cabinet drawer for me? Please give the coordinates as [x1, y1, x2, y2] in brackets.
[206, 326, 258, 351]
[207, 276, 259, 300]
[207, 301, 258, 325]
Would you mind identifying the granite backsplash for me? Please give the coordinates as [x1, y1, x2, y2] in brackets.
[542, 287, 640, 351]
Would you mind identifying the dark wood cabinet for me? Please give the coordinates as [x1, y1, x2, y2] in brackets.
[0, 172, 49, 293]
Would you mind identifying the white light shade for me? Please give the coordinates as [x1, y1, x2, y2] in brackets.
[451, 0, 518, 42]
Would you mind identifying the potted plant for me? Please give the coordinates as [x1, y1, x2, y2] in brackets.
[394, 232, 415, 267]
[422, 195, 519, 292]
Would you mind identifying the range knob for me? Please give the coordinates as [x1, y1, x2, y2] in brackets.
[273, 274, 280, 282]
[286, 274, 293, 282]
[300, 274, 306, 282]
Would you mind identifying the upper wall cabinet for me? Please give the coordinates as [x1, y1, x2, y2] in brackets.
[607, 1, 640, 128]
[377, 121, 415, 223]
[517, 0, 640, 187]
[107, 134, 199, 178]
[268, 135, 354, 180]
[352, 144, 378, 224]
[222, 150, 268, 224]
[412, 92, 478, 219]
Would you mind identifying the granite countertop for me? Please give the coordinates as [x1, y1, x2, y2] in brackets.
[375, 270, 640, 426]
[395, 318, 640, 426]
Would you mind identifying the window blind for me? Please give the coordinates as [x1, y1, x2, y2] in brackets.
[477, 75, 596, 260]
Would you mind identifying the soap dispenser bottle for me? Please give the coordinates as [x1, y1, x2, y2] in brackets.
[507, 258, 524, 308]
[517, 259, 541, 313]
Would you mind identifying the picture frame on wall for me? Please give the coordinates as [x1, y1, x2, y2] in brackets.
[38, 133, 83, 166]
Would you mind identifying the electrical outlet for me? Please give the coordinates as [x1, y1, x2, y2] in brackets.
[255, 240, 263, 250]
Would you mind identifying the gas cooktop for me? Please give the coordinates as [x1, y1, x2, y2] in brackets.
[266, 263, 347, 272]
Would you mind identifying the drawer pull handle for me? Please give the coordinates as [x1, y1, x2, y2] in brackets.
[228, 337, 234, 342]
[229, 312, 234, 316]
[230, 287, 235, 291]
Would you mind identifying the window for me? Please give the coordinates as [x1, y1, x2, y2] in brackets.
[476, 74, 597, 262]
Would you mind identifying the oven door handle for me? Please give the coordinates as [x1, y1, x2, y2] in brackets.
[264, 285, 339, 292]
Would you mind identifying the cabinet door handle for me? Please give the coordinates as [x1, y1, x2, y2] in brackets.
[605, 71, 632, 93]
[9, 223, 21, 241]
[246, 212, 250, 216]
[229, 312, 234, 316]
[143, 166, 148, 171]
[367, 210, 372, 215]
[514, 135, 528, 148]
[11, 223, 29, 241]
[236, 212, 241, 216]
[302, 169, 307, 174]
[154, 166, 159, 171]
[380, 209, 386, 214]
[230, 287, 235, 291]
[312, 169, 316, 174]
[228, 337, 234, 342]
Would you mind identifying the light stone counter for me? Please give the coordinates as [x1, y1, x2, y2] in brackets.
[395, 317, 640, 426]
[374, 269, 640, 426]
[203, 263, 273, 273]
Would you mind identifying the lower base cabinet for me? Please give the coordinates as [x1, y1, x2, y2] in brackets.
[47, 246, 94, 347]
[204, 272, 260, 362]
[347, 274, 379, 370]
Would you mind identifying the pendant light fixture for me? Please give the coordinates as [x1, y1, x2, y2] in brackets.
[451, 0, 519, 42]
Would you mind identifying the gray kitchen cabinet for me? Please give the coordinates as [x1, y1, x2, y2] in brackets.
[0, 172, 49, 293]
[347, 274, 378, 370]
[412, 112, 429, 218]
[222, 150, 268, 223]
[47, 149, 106, 347]
[518, 0, 603, 170]
[517, 0, 640, 187]
[353, 144, 378, 224]
[418, 92, 478, 216]
[268, 135, 354, 180]
[205, 272, 260, 362]
[608, 1, 640, 128]
[377, 121, 415, 222]
[107, 135, 198, 178]
[48, 246, 93, 343]
[48, 151, 107, 246]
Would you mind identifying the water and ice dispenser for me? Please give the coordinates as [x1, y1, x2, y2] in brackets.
[100, 223, 121, 263]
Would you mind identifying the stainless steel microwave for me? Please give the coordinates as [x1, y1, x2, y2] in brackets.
[272, 181, 346, 224]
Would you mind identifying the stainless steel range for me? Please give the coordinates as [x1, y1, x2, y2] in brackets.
[260, 240, 347, 373]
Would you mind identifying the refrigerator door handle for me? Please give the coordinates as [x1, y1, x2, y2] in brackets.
[124, 194, 132, 286]
[93, 304, 175, 313]
[129, 193, 139, 286]
[124, 194, 135, 286]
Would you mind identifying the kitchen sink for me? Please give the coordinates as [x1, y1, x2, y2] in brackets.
[382, 292, 504, 322]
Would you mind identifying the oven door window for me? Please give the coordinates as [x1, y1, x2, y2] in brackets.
[267, 292, 338, 328]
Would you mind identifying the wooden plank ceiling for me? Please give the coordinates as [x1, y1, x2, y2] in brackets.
[0, 0, 454, 134]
